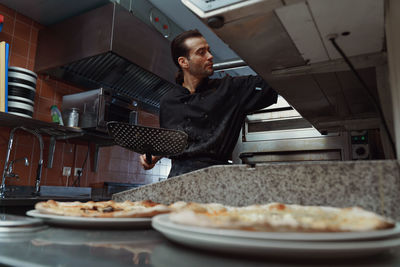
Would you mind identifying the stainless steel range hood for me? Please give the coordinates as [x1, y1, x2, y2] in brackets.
[182, 0, 388, 134]
[35, 2, 178, 112]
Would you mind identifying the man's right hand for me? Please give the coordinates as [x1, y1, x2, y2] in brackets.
[139, 154, 161, 170]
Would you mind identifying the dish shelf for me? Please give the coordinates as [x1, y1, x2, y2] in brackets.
[0, 112, 115, 171]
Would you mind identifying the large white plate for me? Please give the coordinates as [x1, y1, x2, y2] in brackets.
[153, 214, 400, 242]
[26, 210, 151, 228]
[152, 214, 400, 258]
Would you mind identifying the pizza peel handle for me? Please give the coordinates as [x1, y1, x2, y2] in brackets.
[145, 153, 152, 165]
[106, 122, 188, 163]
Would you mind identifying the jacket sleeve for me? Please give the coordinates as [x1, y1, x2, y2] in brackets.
[159, 94, 170, 129]
[232, 75, 278, 113]
[159, 91, 183, 131]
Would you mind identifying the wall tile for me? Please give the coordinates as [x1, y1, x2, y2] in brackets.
[0, 3, 161, 190]
[0, 31, 13, 45]
[49, 142, 66, 169]
[30, 28, 38, 44]
[129, 160, 139, 174]
[62, 143, 75, 167]
[35, 112, 50, 122]
[37, 96, 54, 115]
[15, 13, 32, 26]
[32, 21, 43, 30]
[54, 82, 71, 96]
[12, 143, 34, 184]
[14, 21, 30, 42]
[0, 128, 10, 176]
[1, 14, 15, 35]
[27, 60, 34, 71]
[9, 53, 27, 68]
[11, 36, 29, 58]
[15, 131, 36, 147]
[75, 144, 89, 167]
[46, 173, 64, 186]
[54, 91, 63, 104]
[0, 4, 16, 18]
[139, 111, 159, 127]
[68, 84, 84, 94]
[40, 79, 56, 100]
[28, 43, 36, 61]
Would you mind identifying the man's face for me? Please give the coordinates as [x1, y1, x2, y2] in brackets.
[182, 37, 214, 78]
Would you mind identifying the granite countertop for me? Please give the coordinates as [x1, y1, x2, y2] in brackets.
[113, 160, 400, 221]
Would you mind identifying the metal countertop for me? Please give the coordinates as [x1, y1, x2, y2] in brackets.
[1, 225, 400, 267]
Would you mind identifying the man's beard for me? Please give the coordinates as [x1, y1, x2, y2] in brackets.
[203, 63, 214, 77]
[189, 62, 214, 78]
[206, 68, 214, 76]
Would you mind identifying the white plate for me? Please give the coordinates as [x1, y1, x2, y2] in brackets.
[152, 214, 400, 258]
[26, 210, 151, 228]
[153, 214, 400, 242]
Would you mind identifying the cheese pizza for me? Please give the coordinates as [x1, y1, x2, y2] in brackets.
[34, 199, 170, 218]
[35, 199, 395, 232]
[168, 202, 395, 232]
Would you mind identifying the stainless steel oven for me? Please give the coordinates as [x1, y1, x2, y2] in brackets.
[233, 96, 352, 164]
[62, 88, 138, 132]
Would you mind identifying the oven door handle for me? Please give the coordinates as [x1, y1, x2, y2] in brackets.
[239, 153, 254, 159]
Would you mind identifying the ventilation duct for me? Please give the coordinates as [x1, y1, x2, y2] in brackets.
[35, 2, 178, 112]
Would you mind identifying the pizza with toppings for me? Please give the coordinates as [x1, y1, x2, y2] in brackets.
[34, 200, 395, 232]
[34, 199, 170, 218]
[168, 202, 395, 232]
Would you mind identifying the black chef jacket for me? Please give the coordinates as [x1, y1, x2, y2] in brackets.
[160, 75, 278, 177]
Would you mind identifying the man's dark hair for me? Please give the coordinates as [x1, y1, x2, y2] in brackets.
[171, 29, 203, 84]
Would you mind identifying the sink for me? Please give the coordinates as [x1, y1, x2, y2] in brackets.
[1, 185, 92, 209]
[1, 186, 94, 215]
[3, 195, 85, 200]
[3, 185, 91, 199]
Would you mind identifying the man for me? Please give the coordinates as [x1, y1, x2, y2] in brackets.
[140, 29, 277, 177]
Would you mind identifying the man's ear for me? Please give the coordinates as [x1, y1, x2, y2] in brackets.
[178, 56, 189, 70]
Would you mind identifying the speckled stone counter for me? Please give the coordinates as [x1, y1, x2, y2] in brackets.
[113, 160, 400, 220]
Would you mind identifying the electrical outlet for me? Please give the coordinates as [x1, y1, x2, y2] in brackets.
[62, 167, 71, 176]
[74, 168, 82, 176]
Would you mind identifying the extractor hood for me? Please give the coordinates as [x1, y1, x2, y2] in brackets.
[181, 0, 388, 134]
[35, 2, 178, 112]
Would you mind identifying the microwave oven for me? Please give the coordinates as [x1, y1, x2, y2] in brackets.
[62, 88, 138, 132]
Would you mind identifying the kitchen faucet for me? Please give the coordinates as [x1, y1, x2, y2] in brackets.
[0, 127, 44, 198]
[4, 157, 29, 179]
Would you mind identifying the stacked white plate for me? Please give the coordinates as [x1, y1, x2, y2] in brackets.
[8, 66, 38, 118]
[152, 214, 400, 259]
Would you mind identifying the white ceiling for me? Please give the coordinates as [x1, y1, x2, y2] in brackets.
[275, 0, 384, 63]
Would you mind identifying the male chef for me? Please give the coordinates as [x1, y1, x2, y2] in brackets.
[140, 29, 277, 177]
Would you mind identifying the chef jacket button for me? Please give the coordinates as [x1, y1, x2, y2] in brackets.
[184, 101, 188, 105]
[204, 114, 208, 119]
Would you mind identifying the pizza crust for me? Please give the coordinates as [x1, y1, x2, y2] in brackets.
[168, 202, 395, 232]
[34, 200, 170, 218]
[35, 200, 395, 232]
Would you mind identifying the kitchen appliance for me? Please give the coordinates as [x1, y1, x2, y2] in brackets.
[350, 130, 370, 160]
[182, 0, 392, 155]
[62, 88, 138, 133]
[107, 122, 188, 164]
[234, 96, 351, 164]
[35, 2, 179, 112]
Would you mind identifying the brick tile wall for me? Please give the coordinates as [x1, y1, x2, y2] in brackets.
[0, 4, 170, 189]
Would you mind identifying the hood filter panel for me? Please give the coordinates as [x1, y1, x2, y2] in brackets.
[60, 52, 178, 111]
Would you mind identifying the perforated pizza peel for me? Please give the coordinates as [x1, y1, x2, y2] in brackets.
[107, 121, 188, 164]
